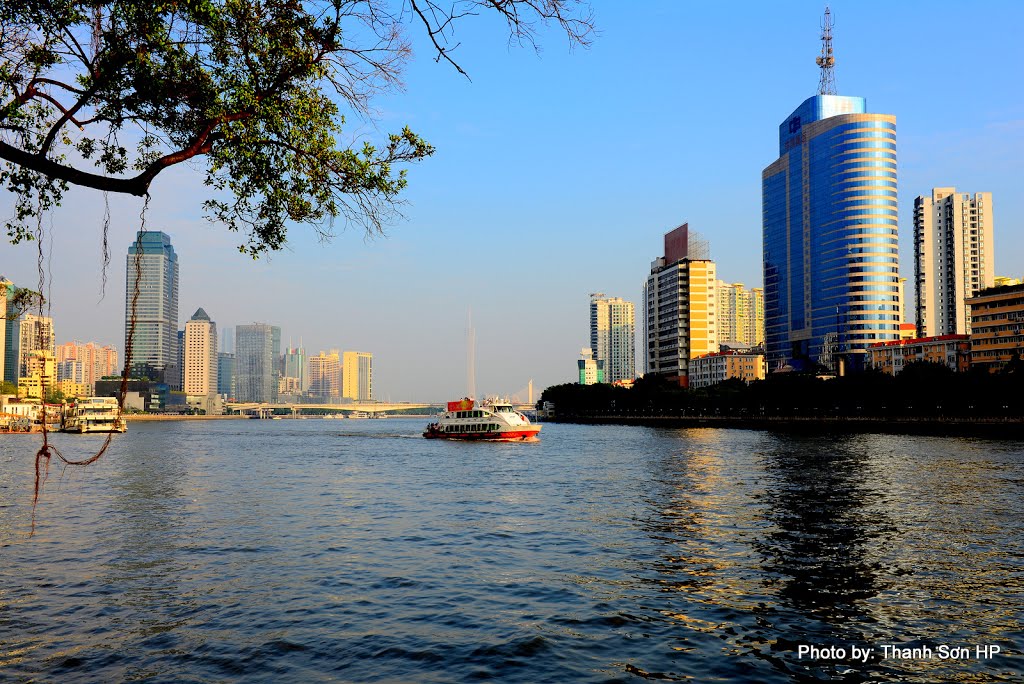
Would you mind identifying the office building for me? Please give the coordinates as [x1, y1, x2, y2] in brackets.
[590, 295, 635, 384]
[967, 283, 1024, 372]
[644, 224, 717, 387]
[342, 351, 373, 401]
[762, 40, 900, 372]
[183, 308, 218, 396]
[125, 231, 179, 381]
[235, 323, 280, 402]
[914, 188, 994, 336]
[0, 277, 13, 384]
[217, 352, 235, 398]
[283, 345, 308, 392]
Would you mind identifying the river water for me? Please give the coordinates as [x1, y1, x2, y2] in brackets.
[1, 420, 1021, 682]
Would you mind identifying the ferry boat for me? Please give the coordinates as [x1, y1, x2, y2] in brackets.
[423, 398, 541, 441]
[61, 397, 127, 434]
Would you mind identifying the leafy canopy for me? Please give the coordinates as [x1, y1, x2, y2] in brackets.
[0, 1, 592, 256]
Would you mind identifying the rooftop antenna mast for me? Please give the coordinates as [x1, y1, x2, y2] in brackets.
[466, 307, 476, 400]
[816, 6, 837, 95]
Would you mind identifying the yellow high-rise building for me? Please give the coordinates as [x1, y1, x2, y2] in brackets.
[644, 224, 717, 387]
[342, 351, 372, 401]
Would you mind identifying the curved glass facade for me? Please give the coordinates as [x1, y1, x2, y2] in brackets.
[762, 95, 900, 372]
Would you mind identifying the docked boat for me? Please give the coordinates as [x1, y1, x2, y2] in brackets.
[61, 397, 127, 434]
[423, 398, 541, 441]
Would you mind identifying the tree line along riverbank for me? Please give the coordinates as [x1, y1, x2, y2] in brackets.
[538, 361, 1024, 436]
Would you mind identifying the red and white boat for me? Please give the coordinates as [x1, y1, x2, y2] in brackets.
[423, 398, 541, 441]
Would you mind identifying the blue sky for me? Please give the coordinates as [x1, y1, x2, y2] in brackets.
[2, 1, 1022, 401]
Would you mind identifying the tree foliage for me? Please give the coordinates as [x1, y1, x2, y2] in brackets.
[540, 363, 1024, 419]
[3, 286, 44, 321]
[0, 1, 593, 256]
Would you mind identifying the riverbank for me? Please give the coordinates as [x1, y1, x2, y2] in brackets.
[548, 414, 1024, 437]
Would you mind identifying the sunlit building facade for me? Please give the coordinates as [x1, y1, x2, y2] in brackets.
[644, 224, 717, 387]
[342, 351, 373, 401]
[308, 350, 340, 398]
[689, 350, 767, 389]
[867, 335, 970, 375]
[56, 341, 118, 393]
[577, 348, 604, 385]
[967, 283, 1024, 372]
[914, 188, 994, 337]
[590, 295, 635, 384]
[762, 95, 900, 372]
[717, 282, 765, 347]
[14, 313, 55, 379]
[183, 308, 218, 396]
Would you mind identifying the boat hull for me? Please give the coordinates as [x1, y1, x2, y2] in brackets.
[423, 425, 541, 442]
[62, 421, 127, 434]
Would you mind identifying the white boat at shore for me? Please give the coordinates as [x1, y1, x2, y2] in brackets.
[61, 397, 127, 434]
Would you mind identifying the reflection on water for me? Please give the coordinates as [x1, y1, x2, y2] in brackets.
[1, 422, 1021, 682]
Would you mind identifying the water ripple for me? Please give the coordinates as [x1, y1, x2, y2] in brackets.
[1, 422, 1022, 682]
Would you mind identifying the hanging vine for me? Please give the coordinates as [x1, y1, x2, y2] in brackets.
[29, 194, 148, 536]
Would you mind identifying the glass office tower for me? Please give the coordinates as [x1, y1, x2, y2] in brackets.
[235, 323, 281, 403]
[125, 231, 179, 380]
[762, 94, 900, 372]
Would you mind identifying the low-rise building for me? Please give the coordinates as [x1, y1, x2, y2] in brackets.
[577, 348, 604, 385]
[57, 379, 91, 399]
[95, 378, 168, 412]
[689, 350, 766, 389]
[967, 283, 1024, 372]
[187, 393, 223, 415]
[868, 335, 970, 375]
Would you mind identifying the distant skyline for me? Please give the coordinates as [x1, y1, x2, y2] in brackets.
[2, 1, 1022, 401]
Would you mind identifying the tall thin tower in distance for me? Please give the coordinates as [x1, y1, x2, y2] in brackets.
[466, 308, 476, 399]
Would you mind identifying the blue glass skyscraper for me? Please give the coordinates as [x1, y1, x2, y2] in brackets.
[125, 231, 179, 380]
[762, 94, 900, 372]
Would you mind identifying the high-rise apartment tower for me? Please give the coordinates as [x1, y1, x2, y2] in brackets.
[183, 308, 218, 396]
[589, 295, 635, 384]
[644, 224, 717, 386]
[913, 188, 994, 336]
